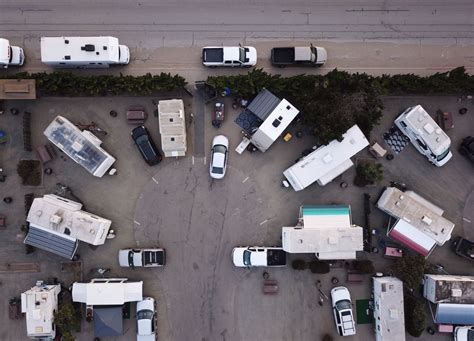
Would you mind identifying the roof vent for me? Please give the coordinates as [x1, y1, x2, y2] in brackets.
[322, 153, 333, 164]
[421, 215, 432, 225]
[395, 201, 401, 207]
[272, 119, 281, 128]
[81, 44, 95, 52]
[435, 128, 442, 134]
[65, 55, 71, 60]
[50, 214, 62, 225]
[64, 40, 69, 44]
[389, 309, 399, 319]
[451, 288, 462, 297]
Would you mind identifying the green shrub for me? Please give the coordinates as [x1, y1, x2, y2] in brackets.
[354, 162, 383, 187]
[291, 259, 307, 270]
[405, 296, 427, 337]
[352, 260, 375, 274]
[392, 255, 426, 290]
[17, 160, 41, 186]
[308, 261, 330, 274]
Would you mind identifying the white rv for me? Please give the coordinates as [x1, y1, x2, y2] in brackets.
[283, 125, 369, 191]
[0, 38, 24, 68]
[40, 36, 130, 68]
[394, 105, 452, 166]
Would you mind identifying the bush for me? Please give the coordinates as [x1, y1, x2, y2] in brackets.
[352, 260, 375, 274]
[308, 261, 330, 274]
[405, 295, 427, 337]
[2, 71, 187, 96]
[354, 162, 383, 187]
[321, 334, 334, 341]
[291, 259, 307, 270]
[392, 255, 426, 290]
[17, 160, 41, 186]
[54, 302, 81, 341]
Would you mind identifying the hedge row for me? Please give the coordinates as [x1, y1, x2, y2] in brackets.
[2, 71, 187, 96]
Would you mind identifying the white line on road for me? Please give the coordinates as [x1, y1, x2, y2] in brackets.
[242, 176, 249, 183]
[192, 156, 194, 165]
[259, 219, 268, 226]
[463, 217, 472, 223]
[152, 177, 159, 184]
[134, 221, 141, 226]
[204, 156, 206, 164]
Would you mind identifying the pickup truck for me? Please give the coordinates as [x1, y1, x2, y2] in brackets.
[202, 46, 257, 67]
[451, 236, 474, 261]
[118, 248, 166, 268]
[232, 246, 287, 267]
[271, 45, 327, 67]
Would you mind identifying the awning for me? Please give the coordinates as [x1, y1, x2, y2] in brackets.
[388, 219, 436, 257]
[72, 280, 142, 305]
[24, 225, 78, 259]
[94, 306, 123, 337]
[435, 303, 474, 325]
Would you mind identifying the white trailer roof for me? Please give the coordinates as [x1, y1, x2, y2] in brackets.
[158, 99, 187, 157]
[21, 283, 61, 339]
[250, 99, 299, 152]
[0, 38, 10, 64]
[377, 187, 454, 246]
[44, 116, 116, 177]
[388, 219, 437, 257]
[397, 105, 451, 156]
[40, 36, 120, 63]
[72, 278, 142, 305]
[27, 194, 111, 246]
[372, 277, 405, 341]
[283, 125, 369, 191]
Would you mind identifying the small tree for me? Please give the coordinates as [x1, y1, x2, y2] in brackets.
[352, 260, 375, 274]
[405, 295, 427, 337]
[292, 259, 308, 270]
[17, 160, 41, 186]
[309, 261, 330, 274]
[354, 162, 384, 187]
[392, 255, 426, 290]
[54, 303, 80, 341]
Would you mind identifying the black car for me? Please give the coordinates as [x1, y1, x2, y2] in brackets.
[451, 236, 474, 262]
[131, 126, 162, 165]
[459, 136, 474, 163]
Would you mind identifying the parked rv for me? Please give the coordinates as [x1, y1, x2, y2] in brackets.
[232, 246, 287, 267]
[202, 46, 257, 67]
[271, 45, 327, 67]
[40, 36, 130, 68]
[394, 105, 452, 166]
[0, 38, 24, 68]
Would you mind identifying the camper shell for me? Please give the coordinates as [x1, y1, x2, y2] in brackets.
[40, 36, 130, 67]
[283, 125, 369, 191]
[394, 105, 452, 166]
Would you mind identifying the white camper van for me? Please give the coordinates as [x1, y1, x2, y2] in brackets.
[394, 105, 452, 166]
[40, 36, 130, 68]
[0, 38, 24, 68]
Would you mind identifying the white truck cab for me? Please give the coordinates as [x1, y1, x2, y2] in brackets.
[0, 38, 25, 68]
[395, 105, 452, 166]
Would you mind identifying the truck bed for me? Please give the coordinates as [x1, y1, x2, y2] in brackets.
[453, 237, 474, 261]
[143, 250, 165, 266]
[203, 48, 224, 62]
[267, 249, 287, 266]
[271, 48, 295, 64]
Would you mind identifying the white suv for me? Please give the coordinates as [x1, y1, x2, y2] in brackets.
[331, 286, 356, 336]
[137, 297, 157, 341]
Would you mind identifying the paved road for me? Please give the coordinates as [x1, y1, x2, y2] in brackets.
[1, 0, 474, 78]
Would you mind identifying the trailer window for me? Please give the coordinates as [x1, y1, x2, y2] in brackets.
[416, 139, 427, 150]
[400, 121, 407, 128]
[437, 148, 450, 161]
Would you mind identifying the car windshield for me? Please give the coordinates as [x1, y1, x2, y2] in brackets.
[213, 145, 227, 154]
[239, 47, 246, 63]
[136, 135, 149, 145]
[137, 309, 154, 320]
[243, 250, 251, 266]
[467, 329, 474, 341]
[437, 148, 450, 161]
[128, 251, 134, 267]
[335, 299, 351, 311]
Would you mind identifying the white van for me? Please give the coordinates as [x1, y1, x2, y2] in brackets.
[0, 38, 25, 68]
[394, 105, 452, 166]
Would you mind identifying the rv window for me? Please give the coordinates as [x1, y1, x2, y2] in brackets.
[103, 46, 107, 50]
[416, 139, 427, 150]
[65, 40, 69, 44]
[60, 63, 65, 65]
[65, 56, 71, 60]
[400, 121, 407, 128]
[89, 63, 95, 65]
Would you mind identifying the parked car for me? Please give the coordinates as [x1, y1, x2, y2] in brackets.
[131, 126, 162, 166]
[202, 46, 257, 67]
[459, 136, 474, 163]
[331, 286, 356, 336]
[118, 248, 166, 268]
[271, 45, 327, 67]
[451, 236, 474, 261]
[232, 246, 287, 267]
[454, 325, 474, 341]
[136, 297, 157, 341]
[209, 135, 229, 179]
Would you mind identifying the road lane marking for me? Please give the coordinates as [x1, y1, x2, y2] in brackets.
[242, 176, 249, 183]
[463, 217, 472, 223]
[134, 221, 141, 226]
[152, 177, 159, 184]
[259, 219, 268, 226]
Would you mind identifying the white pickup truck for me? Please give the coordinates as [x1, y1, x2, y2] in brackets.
[0, 38, 24, 68]
[118, 248, 166, 268]
[202, 46, 257, 67]
[232, 246, 287, 267]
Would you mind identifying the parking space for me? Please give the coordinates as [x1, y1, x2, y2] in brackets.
[0, 94, 472, 340]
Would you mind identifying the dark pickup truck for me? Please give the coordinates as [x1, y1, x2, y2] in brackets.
[271, 45, 327, 67]
[451, 237, 474, 261]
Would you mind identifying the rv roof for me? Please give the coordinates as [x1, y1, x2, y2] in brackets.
[158, 99, 187, 157]
[377, 187, 454, 246]
[424, 274, 474, 304]
[372, 277, 405, 341]
[27, 194, 112, 245]
[400, 105, 451, 155]
[72, 279, 143, 305]
[40, 36, 120, 63]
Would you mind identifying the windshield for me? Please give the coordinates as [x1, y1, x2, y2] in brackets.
[243, 250, 251, 266]
[128, 251, 134, 267]
[239, 47, 246, 63]
[437, 148, 450, 161]
[467, 329, 474, 341]
[335, 299, 351, 311]
[9, 46, 12, 63]
[137, 309, 154, 320]
[213, 145, 227, 154]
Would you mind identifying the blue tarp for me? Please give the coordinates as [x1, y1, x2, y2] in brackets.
[435, 303, 474, 325]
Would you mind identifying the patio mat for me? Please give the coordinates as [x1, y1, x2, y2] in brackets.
[383, 126, 410, 154]
[356, 299, 373, 324]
